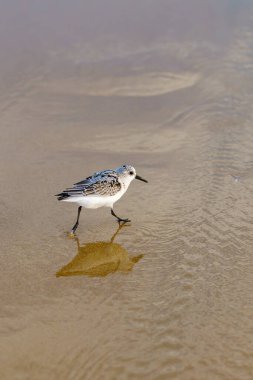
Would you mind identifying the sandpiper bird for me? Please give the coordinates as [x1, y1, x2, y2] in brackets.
[56, 164, 148, 234]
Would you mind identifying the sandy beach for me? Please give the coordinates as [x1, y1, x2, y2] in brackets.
[1, 1, 253, 379]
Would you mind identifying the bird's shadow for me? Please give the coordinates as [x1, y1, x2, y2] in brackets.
[56, 224, 143, 278]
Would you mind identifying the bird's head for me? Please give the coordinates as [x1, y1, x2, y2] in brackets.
[115, 165, 148, 187]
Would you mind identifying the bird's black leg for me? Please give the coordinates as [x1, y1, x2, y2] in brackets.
[111, 208, 131, 223]
[71, 206, 82, 234]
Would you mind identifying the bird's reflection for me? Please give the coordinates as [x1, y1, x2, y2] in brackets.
[56, 225, 143, 277]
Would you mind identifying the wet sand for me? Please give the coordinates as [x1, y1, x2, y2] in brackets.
[1, 1, 253, 379]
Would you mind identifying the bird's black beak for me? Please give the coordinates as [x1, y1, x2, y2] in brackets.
[135, 174, 148, 183]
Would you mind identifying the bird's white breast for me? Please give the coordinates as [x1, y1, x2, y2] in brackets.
[62, 183, 128, 209]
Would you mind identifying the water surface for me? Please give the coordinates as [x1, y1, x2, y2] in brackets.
[1, 1, 253, 379]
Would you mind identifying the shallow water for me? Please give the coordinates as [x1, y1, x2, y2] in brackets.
[1, 1, 253, 379]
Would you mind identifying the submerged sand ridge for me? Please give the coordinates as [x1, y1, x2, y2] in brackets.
[41, 70, 200, 97]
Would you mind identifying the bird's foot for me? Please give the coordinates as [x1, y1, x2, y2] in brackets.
[117, 218, 131, 224]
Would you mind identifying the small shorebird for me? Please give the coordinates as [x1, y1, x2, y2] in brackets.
[56, 164, 148, 234]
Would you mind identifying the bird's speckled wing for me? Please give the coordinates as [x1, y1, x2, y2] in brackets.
[56, 170, 121, 200]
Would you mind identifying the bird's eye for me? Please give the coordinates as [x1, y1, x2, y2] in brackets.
[129, 171, 134, 175]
